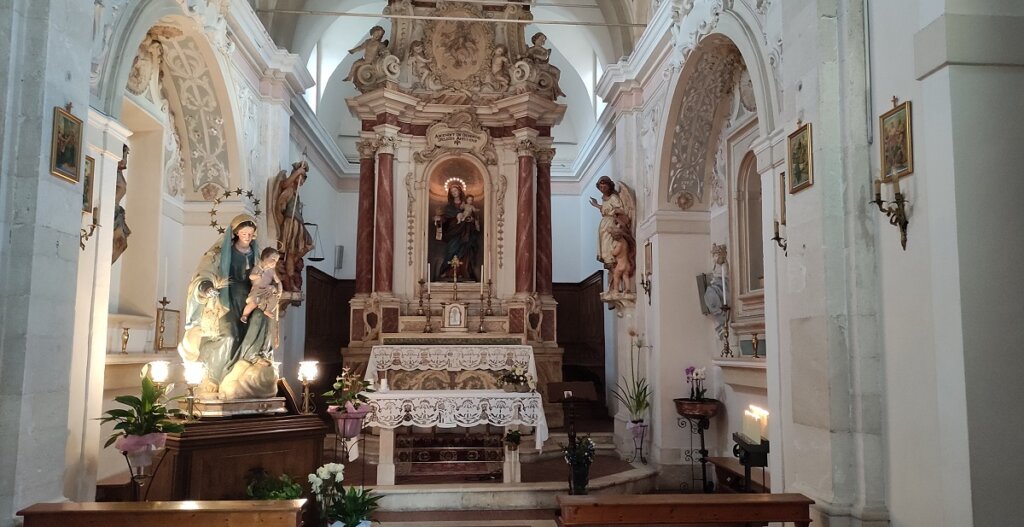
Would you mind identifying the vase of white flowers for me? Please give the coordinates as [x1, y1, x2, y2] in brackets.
[308, 462, 380, 527]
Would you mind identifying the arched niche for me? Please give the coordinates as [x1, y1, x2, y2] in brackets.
[421, 154, 492, 284]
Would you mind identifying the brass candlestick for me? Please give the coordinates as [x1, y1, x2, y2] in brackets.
[752, 333, 760, 359]
[871, 175, 910, 250]
[423, 292, 434, 333]
[416, 279, 426, 316]
[720, 305, 733, 358]
[120, 327, 130, 354]
[771, 221, 788, 255]
[478, 293, 487, 333]
[156, 297, 170, 352]
[484, 279, 494, 316]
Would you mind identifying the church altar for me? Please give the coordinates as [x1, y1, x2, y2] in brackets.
[365, 389, 547, 485]
[363, 344, 537, 387]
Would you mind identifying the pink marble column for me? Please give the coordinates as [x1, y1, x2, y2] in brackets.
[373, 136, 396, 294]
[515, 139, 536, 294]
[354, 139, 377, 295]
[535, 148, 555, 296]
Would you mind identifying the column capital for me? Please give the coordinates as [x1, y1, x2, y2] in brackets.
[356, 138, 379, 159]
[516, 138, 537, 158]
[376, 134, 397, 156]
[535, 148, 556, 165]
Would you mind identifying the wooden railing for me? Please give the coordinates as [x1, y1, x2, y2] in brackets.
[557, 493, 814, 526]
[17, 499, 306, 527]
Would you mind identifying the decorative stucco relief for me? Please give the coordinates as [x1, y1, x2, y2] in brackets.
[236, 80, 262, 186]
[91, 0, 129, 97]
[406, 170, 419, 266]
[639, 101, 664, 204]
[164, 109, 186, 198]
[161, 35, 231, 199]
[667, 47, 742, 210]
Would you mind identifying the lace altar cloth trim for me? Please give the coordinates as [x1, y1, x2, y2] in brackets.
[364, 389, 548, 450]
[364, 345, 536, 385]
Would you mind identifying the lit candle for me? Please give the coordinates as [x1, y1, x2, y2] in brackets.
[743, 409, 758, 442]
[749, 405, 770, 440]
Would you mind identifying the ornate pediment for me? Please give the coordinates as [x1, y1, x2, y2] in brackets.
[414, 111, 497, 165]
[347, 1, 564, 103]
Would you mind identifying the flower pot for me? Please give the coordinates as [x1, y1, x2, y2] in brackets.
[626, 420, 648, 440]
[115, 433, 168, 481]
[502, 384, 530, 393]
[327, 521, 370, 527]
[569, 463, 591, 495]
[673, 398, 721, 419]
[327, 403, 371, 439]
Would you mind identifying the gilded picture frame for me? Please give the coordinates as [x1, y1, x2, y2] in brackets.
[50, 106, 84, 183]
[880, 101, 913, 180]
[83, 156, 95, 213]
[787, 123, 813, 194]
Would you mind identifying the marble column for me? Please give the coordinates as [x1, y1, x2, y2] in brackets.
[515, 138, 536, 294]
[373, 135, 397, 294]
[535, 148, 555, 296]
[355, 138, 377, 296]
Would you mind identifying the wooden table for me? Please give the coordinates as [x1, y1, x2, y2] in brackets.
[17, 499, 305, 527]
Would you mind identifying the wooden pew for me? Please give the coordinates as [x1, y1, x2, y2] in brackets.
[557, 493, 815, 527]
[17, 499, 306, 527]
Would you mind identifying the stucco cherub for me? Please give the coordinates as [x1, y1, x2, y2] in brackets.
[344, 25, 387, 83]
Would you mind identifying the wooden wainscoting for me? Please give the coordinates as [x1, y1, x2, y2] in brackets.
[553, 270, 607, 415]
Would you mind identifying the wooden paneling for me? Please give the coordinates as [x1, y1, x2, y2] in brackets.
[18, 500, 305, 527]
[556, 493, 815, 526]
[305, 267, 354, 396]
[554, 271, 606, 409]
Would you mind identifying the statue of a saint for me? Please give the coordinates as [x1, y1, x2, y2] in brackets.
[269, 161, 314, 293]
[179, 214, 278, 399]
[111, 144, 131, 264]
[524, 33, 565, 98]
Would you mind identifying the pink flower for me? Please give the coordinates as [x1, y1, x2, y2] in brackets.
[685, 366, 696, 378]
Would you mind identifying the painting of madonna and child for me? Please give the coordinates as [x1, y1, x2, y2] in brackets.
[428, 157, 485, 283]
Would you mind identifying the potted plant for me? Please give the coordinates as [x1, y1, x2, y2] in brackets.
[308, 462, 381, 527]
[323, 367, 375, 438]
[98, 376, 184, 480]
[503, 430, 522, 451]
[562, 435, 596, 495]
[612, 330, 651, 437]
[673, 366, 720, 418]
[245, 468, 303, 500]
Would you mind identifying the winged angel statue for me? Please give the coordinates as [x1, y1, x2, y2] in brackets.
[589, 176, 637, 302]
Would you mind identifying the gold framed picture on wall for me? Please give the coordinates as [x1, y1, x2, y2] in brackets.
[50, 106, 84, 183]
[880, 101, 913, 180]
[787, 123, 813, 194]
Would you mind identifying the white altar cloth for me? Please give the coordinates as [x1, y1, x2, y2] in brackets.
[364, 389, 548, 450]
[363, 345, 537, 386]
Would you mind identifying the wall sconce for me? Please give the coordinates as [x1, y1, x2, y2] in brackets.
[303, 222, 324, 262]
[871, 174, 909, 249]
[182, 361, 205, 421]
[640, 240, 653, 305]
[80, 206, 100, 250]
[771, 221, 787, 254]
[297, 360, 319, 414]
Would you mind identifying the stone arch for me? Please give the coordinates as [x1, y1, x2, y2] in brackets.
[95, 1, 245, 197]
[654, 4, 780, 211]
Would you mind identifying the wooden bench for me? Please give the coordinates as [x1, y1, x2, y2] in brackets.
[17, 499, 306, 527]
[557, 493, 815, 527]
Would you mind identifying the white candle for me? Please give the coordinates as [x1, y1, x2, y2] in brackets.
[480, 266, 484, 294]
[427, 264, 431, 294]
[162, 257, 168, 297]
[743, 410, 758, 442]
[721, 263, 728, 304]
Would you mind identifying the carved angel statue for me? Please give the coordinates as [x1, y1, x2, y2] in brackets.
[488, 44, 511, 91]
[403, 39, 434, 89]
[703, 244, 730, 338]
[589, 176, 636, 296]
[343, 25, 387, 82]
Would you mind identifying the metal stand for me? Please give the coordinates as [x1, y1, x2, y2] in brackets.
[677, 416, 714, 493]
[332, 417, 368, 487]
[625, 422, 648, 464]
[732, 433, 769, 492]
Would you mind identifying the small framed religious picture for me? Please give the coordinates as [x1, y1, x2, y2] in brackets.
[879, 100, 913, 180]
[82, 156, 95, 213]
[50, 106, 84, 183]
[787, 122, 813, 194]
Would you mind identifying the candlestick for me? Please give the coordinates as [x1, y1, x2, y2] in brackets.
[721, 264, 728, 303]
[427, 264, 431, 294]
[485, 279, 494, 316]
[480, 266, 484, 294]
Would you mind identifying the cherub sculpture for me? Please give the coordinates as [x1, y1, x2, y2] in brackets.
[343, 25, 387, 83]
[489, 44, 511, 91]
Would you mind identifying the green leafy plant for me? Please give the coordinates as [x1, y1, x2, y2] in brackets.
[612, 330, 651, 422]
[323, 367, 375, 409]
[496, 367, 534, 389]
[562, 435, 596, 467]
[245, 469, 303, 500]
[503, 430, 522, 448]
[99, 376, 184, 448]
[330, 486, 383, 527]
